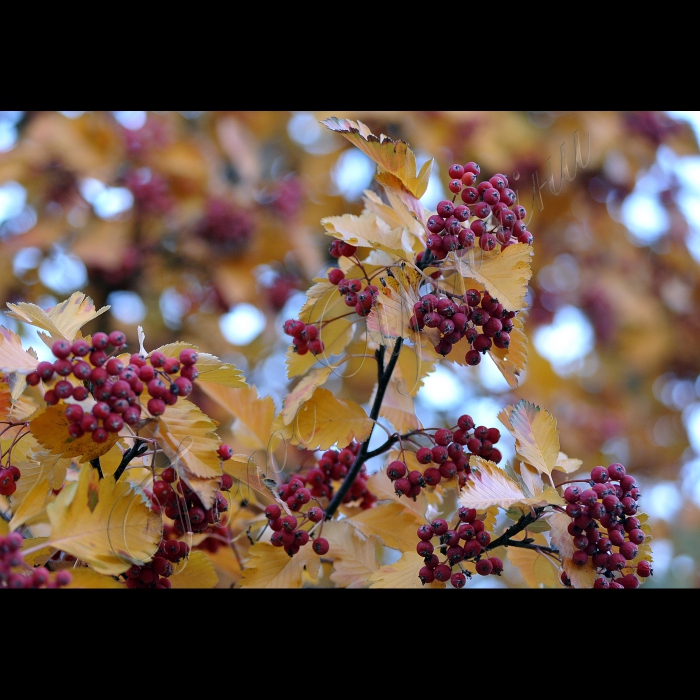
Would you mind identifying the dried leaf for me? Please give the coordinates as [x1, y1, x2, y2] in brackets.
[503, 400, 560, 479]
[321, 211, 408, 257]
[288, 387, 373, 451]
[368, 550, 432, 589]
[552, 451, 583, 474]
[348, 501, 423, 552]
[321, 117, 433, 199]
[62, 567, 125, 588]
[458, 456, 527, 510]
[46, 463, 162, 576]
[506, 531, 561, 588]
[5, 292, 110, 343]
[9, 476, 51, 531]
[282, 364, 337, 425]
[0, 327, 39, 374]
[451, 243, 533, 312]
[323, 520, 382, 588]
[361, 189, 427, 252]
[487, 312, 528, 387]
[196, 384, 275, 452]
[169, 550, 219, 588]
[155, 343, 247, 388]
[239, 541, 318, 588]
[30, 404, 120, 462]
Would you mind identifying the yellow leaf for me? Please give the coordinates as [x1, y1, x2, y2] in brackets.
[155, 343, 247, 388]
[0, 326, 39, 374]
[361, 189, 427, 253]
[5, 395, 38, 422]
[150, 398, 222, 506]
[503, 400, 560, 479]
[5, 292, 110, 343]
[323, 520, 382, 588]
[451, 243, 533, 312]
[168, 550, 219, 588]
[63, 567, 125, 589]
[0, 379, 10, 418]
[458, 456, 527, 510]
[286, 319, 354, 379]
[321, 211, 407, 257]
[223, 452, 281, 504]
[515, 462, 566, 508]
[487, 312, 528, 388]
[321, 117, 433, 199]
[549, 511, 598, 588]
[239, 541, 318, 588]
[282, 364, 337, 425]
[366, 263, 428, 349]
[506, 531, 561, 588]
[368, 550, 428, 588]
[553, 451, 583, 474]
[396, 344, 435, 397]
[197, 384, 275, 453]
[45, 463, 162, 576]
[348, 501, 423, 552]
[30, 404, 120, 462]
[289, 387, 373, 450]
[9, 476, 51, 531]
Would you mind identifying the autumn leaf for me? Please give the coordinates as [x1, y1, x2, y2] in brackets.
[366, 263, 430, 349]
[506, 531, 561, 588]
[45, 463, 162, 576]
[487, 311, 528, 388]
[516, 462, 566, 508]
[150, 397, 222, 506]
[168, 550, 219, 588]
[281, 363, 339, 425]
[549, 511, 598, 589]
[368, 550, 442, 589]
[155, 343, 247, 388]
[286, 387, 373, 451]
[30, 404, 120, 462]
[222, 452, 281, 505]
[239, 541, 319, 588]
[552, 451, 583, 474]
[500, 400, 560, 480]
[458, 456, 527, 511]
[321, 117, 433, 199]
[196, 384, 275, 452]
[450, 243, 533, 312]
[321, 211, 408, 258]
[320, 520, 382, 588]
[395, 344, 435, 397]
[0, 326, 39, 374]
[348, 501, 423, 552]
[5, 292, 110, 344]
[366, 459, 429, 522]
[62, 567, 125, 589]
[9, 476, 52, 531]
[361, 188, 427, 252]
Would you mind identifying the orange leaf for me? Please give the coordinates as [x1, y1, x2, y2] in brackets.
[0, 327, 39, 374]
[29, 404, 120, 462]
[321, 117, 433, 199]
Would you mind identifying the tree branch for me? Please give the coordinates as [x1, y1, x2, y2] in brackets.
[113, 439, 150, 482]
[325, 338, 403, 518]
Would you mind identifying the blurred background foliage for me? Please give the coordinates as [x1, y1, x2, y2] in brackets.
[1, 110, 699, 588]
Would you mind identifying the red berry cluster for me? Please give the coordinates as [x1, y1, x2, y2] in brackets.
[301, 440, 376, 509]
[0, 460, 21, 497]
[327, 266, 379, 319]
[194, 197, 255, 254]
[387, 415, 503, 497]
[424, 162, 533, 260]
[415, 507, 504, 587]
[123, 168, 174, 215]
[26, 336, 200, 444]
[264, 499, 327, 558]
[121, 537, 191, 589]
[0, 532, 72, 588]
[410, 287, 515, 362]
[146, 463, 231, 536]
[559, 462, 651, 589]
[283, 319, 325, 356]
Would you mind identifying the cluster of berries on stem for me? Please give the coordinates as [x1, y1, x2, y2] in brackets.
[25, 333, 200, 445]
[0, 531, 73, 588]
[558, 462, 651, 589]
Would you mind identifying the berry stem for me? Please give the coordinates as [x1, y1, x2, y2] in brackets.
[113, 439, 150, 482]
[90, 457, 104, 479]
[325, 338, 403, 519]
